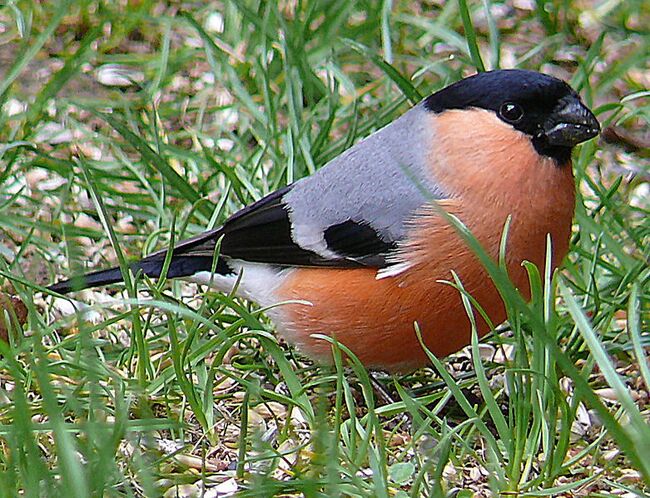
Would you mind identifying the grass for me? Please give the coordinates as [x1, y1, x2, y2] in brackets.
[0, 0, 648, 496]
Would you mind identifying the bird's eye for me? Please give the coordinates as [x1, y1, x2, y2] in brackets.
[499, 102, 524, 123]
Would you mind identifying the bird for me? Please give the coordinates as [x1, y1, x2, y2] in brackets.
[49, 69, 600, 372]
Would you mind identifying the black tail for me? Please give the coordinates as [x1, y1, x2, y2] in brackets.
[48, 255, 231, 294]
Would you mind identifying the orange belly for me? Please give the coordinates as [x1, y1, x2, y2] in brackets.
[274, 200, 572, 371]
[275, 264, 498, 371]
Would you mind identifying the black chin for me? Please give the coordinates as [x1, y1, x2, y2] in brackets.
[532, 135, 573, 165]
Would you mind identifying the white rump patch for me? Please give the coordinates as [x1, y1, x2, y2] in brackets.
[185, 260, 293, 307]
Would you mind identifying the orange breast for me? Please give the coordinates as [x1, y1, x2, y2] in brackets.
[274, 110, 576, 371]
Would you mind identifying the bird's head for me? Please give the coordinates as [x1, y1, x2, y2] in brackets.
[424, 69, 600, 164]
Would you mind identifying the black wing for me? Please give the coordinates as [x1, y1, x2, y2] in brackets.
[171, 185, 395, 268]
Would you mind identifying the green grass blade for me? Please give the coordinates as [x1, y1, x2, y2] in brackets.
[457, 0, 486, 71]
[84, 107, 212, 218]
[0, 0, 72, 102]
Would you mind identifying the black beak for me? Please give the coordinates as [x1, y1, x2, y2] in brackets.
[543, 95, 600, 147]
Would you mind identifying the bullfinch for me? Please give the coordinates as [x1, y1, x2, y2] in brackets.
[49, 69, 600, 371]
